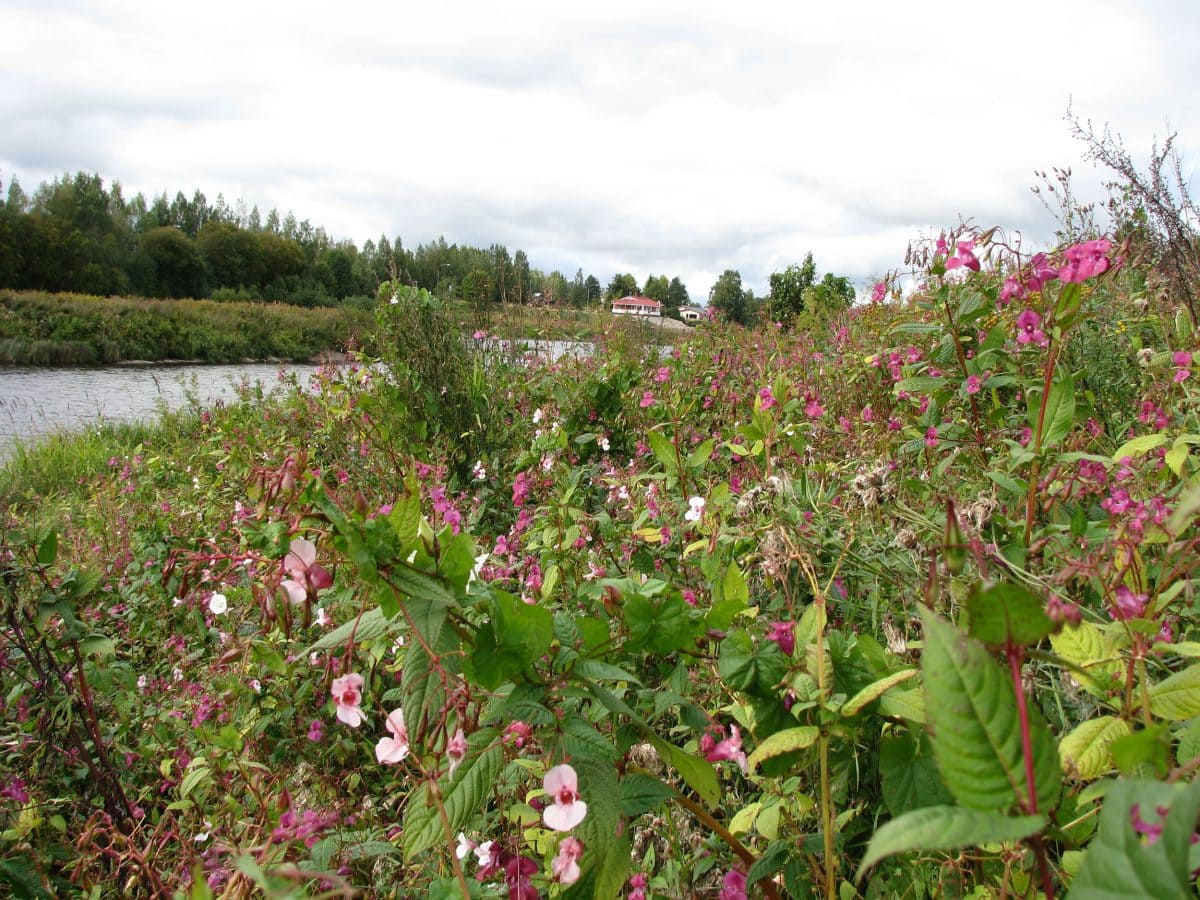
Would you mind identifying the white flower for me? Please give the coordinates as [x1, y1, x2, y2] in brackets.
[172, 667, 183, 682]
[315, 606, 329, 627]
[472, 460, 488, 480]
[389, 294, 399, 305]
[456, 832, 476, 861]
[532, 408, 544, 424]
[136, 674, 147, 690]
[598, 435, 610, 452]
[172, 596, 183, 607]
[475, 840, 495, 868]
[684, 496, 706, 523]
[193, 820, 212, 842]
[208, 592, 228, 615]
[250, 679, 261, 694]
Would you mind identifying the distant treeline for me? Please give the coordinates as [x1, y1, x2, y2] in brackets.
[0, 171, 694, 313]
[0, 290, 373, 366]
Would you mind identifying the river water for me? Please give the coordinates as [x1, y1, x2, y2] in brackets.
[0, 363, 321, 463]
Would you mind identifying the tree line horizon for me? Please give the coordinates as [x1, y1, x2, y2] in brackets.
[0, 170, 854, 327]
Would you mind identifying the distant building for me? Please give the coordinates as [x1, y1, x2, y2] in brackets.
[611, 295, 663, 317]
[680, 306, 704, 322]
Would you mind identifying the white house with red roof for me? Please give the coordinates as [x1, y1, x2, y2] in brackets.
[611, 295, 663, 317]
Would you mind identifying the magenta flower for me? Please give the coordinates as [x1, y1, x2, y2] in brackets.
[1015, 308, 1049, 348]
[1111, 586, 1148, 621]
[654, 366, 671, 383]
[551, 836, 585, 885]
[924, 426, 939, 448]
[307, 719, 324, 742]
[804, 393, 824, 418]
[998, 276, 1026, 305]
[1026, 253, 1058, 293]
[719, 869, 749, 900]
[871, 280, 886, 303]
[543, 764, 588, 831]
[1058, 238, 1113, 283]
[766, 621, 795, 656]
[1173, 350, 1193, 382]
[639, 391, 656, 408]
[965, 375, 982, 395]
[758, 386, 777, 409]
[331, 673, 365, 728]
[701, 725, 748, 774]
[375, 708, 409, 763]
[945, 240, 980, 273]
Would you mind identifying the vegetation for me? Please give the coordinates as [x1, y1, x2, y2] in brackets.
[0, 290, 372, 365]
[3, 126, 1200, 897]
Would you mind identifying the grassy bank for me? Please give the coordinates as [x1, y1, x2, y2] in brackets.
[0, 290, 374, 365]
[459, 300, 694, 342]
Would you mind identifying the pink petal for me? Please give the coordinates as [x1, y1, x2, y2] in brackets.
[544, 764, 578, 797]
[375, 735, 409, 764]
[281, 579, 307, 605]
[384, 708, 406, 738]
[336, 704, 364, 728]
[544, 799, 587, 831]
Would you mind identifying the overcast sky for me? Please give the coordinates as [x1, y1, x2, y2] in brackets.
[2, 0, 1198, 301]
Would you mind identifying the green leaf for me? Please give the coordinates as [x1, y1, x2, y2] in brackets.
[842, 669, 917, 717]
[920, 608, 1061, 812]
[687, 438, 715, 469]
[403, 732, 502, 859]
[1053, 280, 1083, 326]
[879, 729, 953, 816]
[625, 594, 696, 654]
[646, 430, 677, 473]
[562, 716, 619, 761]
[37, 530, 57, 567]
[618, 773, 676, 817]
[1111, 725, 1171, 777]
[1059, 716, 1132, 780]
[1069, 777, 1200, 898]
[965, 583, 1056, 648]
[894, 375, 947, 395]
[707, 563, 751, 632]
[746, 727, 819, 772]
[855, 806, 1044, 882]
[574, 659, 642, 686]
[1149, 664, 1200, 721]
[306, 608, 394, 653]
[746, 839, 792, 885]
[469, 590, 553, 689]
[718, 631, 757, 691]
[1050, 621, 1120, 698]
[878, 687, 926, 724]
[1029, 373, 1076, 449]
[1112, 432, 1169, 460]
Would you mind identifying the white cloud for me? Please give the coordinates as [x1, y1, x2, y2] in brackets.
[1, 0, 1196, 302]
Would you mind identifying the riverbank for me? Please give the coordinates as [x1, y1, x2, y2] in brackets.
[0, 290, 373, 365]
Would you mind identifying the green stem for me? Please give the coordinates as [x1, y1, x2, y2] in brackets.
[1023, 342, 1059, 545]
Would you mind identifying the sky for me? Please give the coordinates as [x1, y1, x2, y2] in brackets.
[2, 0, 1198, 302]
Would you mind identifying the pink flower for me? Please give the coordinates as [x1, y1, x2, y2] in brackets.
[871, 280, 887, 303]
[1026, 253, 1058, 293]
[701, 725, 748, 774]
[504, 721, 533, 748]
[331, 673, 365, 728]
[1058, 238, 1113, 283]
[965, 375, 982, 395]
[945, 240, 980, 273]
[924, 426, 939, 448]
[1111, 586, 1148, 621]
[1015, 308, 1049, 348]
[446, 727, 467, 776]
[307, 719, 324, 742]
[654, 366, 671, 383]
[283, 537, 333, 599]
[1045, 594, 1082, 627]
[543, 764, 588, 831]
[639, 391, 656, 408]
[766, 621, 795, 656]
[684, 496, 706, 523]
[998, 276, 1026, 305]
[1173, 350, 1193, 382]
[719, 869, 749, 900]
[551, 836, 584, 885]
[375, 708, 409, 763]
[804, 393, 824, 418]
[758, 386, 776, 409]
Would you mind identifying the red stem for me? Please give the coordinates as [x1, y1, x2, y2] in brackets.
[1007, 643, 1056, 900]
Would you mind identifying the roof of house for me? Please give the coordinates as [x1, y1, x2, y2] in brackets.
[613, 295, 663, 307]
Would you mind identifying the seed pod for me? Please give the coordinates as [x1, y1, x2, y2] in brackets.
[943, 499, 967, 575]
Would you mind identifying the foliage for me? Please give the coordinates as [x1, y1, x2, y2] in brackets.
[1, 218, 1199, 900]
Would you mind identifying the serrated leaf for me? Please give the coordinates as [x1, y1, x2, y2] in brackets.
[646, 430, 677, 473]
[574, 659, 642, 686]
[842, 669, 917, 717]
[746, 727, 819, 772]
[618, 773, 676, 817]
[1050, 621, 1120, 698]
[1060, 716, 1132, 780]
[879, 729, 952, 816]
[966, 583, 1055, 648]
[1149, 664, 1200, 721]
[856, 806, 1044, 881]
[563, 716, 619, 761]
[1112, 433, 1169, 461]
[37, 531, 57, 567]
[878, 687, 926, 723]
[306, 608, 394, 653]
[403, 732, 502, 859]
[894, 375, 947, 395]
[746, 839, 791, 884]
[1028, 373, 1076, 449]
[1069, 777, 1200, 898]
[920, 608, 1061, 812]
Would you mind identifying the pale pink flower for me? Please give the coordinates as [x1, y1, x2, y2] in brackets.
[375, 708, 409, 763]
[543, 764, 588, 831]
[330, 673, 365, 728]
[284, 537, 333, 594]
[446, 727, 467, 776]
[551, 836, 584, 885]
[684, 496, 706, 523]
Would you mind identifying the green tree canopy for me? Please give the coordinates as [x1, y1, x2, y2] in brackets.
[709, 269, 754, 325]
[605, 273, 639, 301]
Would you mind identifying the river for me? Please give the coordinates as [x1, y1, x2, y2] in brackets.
[0, 363, 321, 463]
